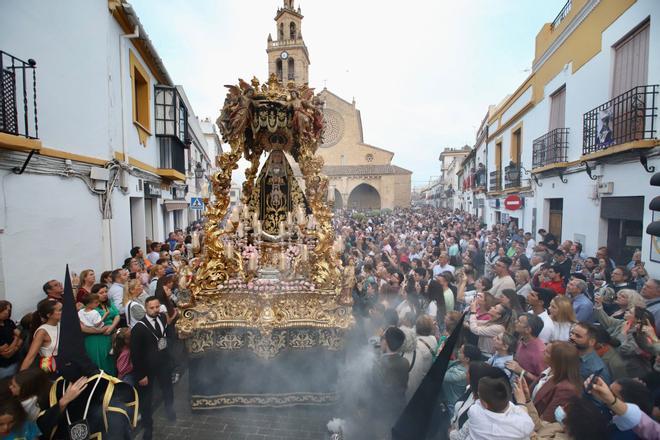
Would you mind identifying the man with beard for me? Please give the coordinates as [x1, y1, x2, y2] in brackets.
[131, 296, 175, 440]
[569, 322, 612, 384]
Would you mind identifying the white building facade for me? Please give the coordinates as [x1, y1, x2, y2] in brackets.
[0, 0, 215, 315]
[482, 0, 660, 276]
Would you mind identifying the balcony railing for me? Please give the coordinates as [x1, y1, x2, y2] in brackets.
[268, 38, 305, 48]
[504, 163, 521, 189]
[489, 170, 502, 192]
[582, 84, 658, 155]
[475, 169, 487, 188]
[533, 127, 569, 168]
[551, 0, 572, 29]
[0, 50, 38, 139]
[159, 137, 186, 175]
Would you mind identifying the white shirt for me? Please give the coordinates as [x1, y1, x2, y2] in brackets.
[107, 282, 125, 314]
[460, 401, 534, 440]
[549, 320, 572, 342]
[147, 251, 160, 265]
[426, 300, 438, 318]
[525, 239, 536, 258]
[433, 263, 455, 277]
[489, 275, 516, 298]
[536, 310, 554, 343]
[78, 308, 103, 328]
[148, 315, 164, 335]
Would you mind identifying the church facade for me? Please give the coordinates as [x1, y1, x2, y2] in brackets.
[266, 1, 411, 210]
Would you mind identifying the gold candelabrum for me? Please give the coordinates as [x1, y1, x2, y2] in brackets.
[178, 74, 350, 327]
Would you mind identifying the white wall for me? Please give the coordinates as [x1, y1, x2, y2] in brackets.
[535, 158, 660, 278]
[0, 173, 106, 317]
[0, 0, 114, 159]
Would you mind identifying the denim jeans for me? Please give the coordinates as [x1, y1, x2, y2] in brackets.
[0, 362, 18, 380]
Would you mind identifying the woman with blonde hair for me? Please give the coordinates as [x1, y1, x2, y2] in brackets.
[76, 269, 96, 303]
[548, 296, 576, 342]
[148, 264, 165, 295]
[608, 288, 646, 320]
[123, 279, 147, 328]
[515, 269, 533, 298]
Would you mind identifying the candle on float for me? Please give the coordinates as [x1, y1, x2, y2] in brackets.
[242, 204, 249, 219]
[252, 212, 259, 229]
[249, 254, 258, 271]
[296, 206, 305, 224]
[286, 212, 293, 226]
[328, 185, 335, 202]
[255, 221, 262, 237]
[279, 221, 286, 237]
[225, 241, 234, 260]
[279, 252, 288, 272]
[230, 206, 240, 223]
[237, 222, 244, 238]
[301, 244, 309, 262]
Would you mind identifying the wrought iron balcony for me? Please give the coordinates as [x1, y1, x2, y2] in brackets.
[489, 170, 502, 192]
[551, 0, 572, 29]
[475, 168, 487, 188]
[0, 50, 38, 139]
[533, 128, 569, 168]
[582, 84, 658, 155]
[504, 163, 521, 189]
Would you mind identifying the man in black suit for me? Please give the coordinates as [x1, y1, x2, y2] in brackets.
[131, 296, 175, 440]
[369, 326, 409, 438]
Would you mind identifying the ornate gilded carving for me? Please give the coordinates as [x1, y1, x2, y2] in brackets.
[178, 75, 353, 351]
[191, 392, 337, 409]
[186, 327, 346, 359]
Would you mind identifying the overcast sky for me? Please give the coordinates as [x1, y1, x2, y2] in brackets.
[130, 0, 567, 187]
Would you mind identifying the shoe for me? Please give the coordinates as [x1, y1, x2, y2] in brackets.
[171, 373, 180, 384]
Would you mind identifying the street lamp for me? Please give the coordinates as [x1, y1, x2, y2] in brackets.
[194, 162, 205, 179]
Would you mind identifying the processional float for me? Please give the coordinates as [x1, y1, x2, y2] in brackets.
[176, 75, 354, 409]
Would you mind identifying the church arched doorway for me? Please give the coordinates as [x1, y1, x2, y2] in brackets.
[348, 183, 381, 210]
[334, 189, 343, 210]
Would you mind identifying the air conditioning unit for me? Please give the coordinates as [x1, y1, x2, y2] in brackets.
[597, 182, 614, 195]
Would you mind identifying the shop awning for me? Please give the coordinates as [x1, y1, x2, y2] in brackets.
[163, 200, 189, 212]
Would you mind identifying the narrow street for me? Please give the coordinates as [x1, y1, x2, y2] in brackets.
[147, 373, 334, 440]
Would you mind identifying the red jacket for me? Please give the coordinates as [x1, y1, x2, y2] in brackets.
[533, 379, 579, 422]
[541, 279, 565, 295]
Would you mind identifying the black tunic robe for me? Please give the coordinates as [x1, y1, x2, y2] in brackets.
[36, 372, 138, 440]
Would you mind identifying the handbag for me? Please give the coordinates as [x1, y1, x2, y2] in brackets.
[39, 355, 57, 373]
[39, 324, 59, 373]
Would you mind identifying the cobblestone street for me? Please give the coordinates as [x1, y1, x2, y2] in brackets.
[145, 374, 336, 440]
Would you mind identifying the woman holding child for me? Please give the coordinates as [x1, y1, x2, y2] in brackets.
[78, 283, 120, 375]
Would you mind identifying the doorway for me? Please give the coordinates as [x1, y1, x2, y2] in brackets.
[601, 196, 644, 265]
[548, 198, 563, 242]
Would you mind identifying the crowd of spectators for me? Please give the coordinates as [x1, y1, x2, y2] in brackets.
[1, 203, 660, 439]
[335, 205, 659, 439]
[0, 225, 200, 439]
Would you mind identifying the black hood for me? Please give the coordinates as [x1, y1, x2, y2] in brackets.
[56, 265, 100, 381]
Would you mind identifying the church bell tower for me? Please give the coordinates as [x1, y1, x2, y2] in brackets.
[266, 0, 310, 85]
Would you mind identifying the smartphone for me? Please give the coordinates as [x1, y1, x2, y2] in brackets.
[586, 373, 600, 393]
